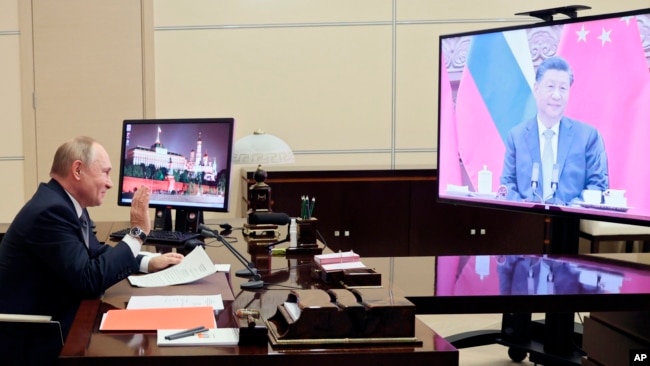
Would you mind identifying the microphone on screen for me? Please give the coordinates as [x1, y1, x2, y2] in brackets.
[531, 162, 540, 190]
[551, 164, 559, 193]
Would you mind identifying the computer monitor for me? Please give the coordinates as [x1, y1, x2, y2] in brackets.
[117, 118, 235, 232]
[437, 7, 650, 226]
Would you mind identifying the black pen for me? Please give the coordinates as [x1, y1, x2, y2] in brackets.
[164, 326, 208, 340]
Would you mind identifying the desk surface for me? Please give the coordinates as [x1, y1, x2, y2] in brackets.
[58, 220, 459, 366]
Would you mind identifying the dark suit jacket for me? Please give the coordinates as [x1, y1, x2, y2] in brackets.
[0, 179, 140, 362]
[500, 116, 609, 204]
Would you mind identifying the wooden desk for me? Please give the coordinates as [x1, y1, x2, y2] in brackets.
[58, 221, 459, 366]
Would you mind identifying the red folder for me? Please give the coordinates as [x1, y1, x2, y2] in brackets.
[100, 306, 216, 332]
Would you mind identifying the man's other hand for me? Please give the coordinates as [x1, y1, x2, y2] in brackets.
[148, 252, 184, 272]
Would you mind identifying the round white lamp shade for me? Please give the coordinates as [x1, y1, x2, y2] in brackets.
[232, 130, 295, 165]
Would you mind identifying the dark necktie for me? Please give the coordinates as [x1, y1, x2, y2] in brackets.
[80, 210, 90, 248]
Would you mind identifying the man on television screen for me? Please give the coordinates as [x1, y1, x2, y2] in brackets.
[500, 56, 609, 205]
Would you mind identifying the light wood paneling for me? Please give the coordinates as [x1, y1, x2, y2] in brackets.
[0, 160, 25, 223]
[154, 0, 393, 26]
[0, 0, 24, 221]
[0, 36, 22, 157]
[154, 26, 393, 150]
[29, 0, 146, 221]
[0, 0, 19, 30]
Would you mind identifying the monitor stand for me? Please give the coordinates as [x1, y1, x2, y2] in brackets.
[154, 207, 204, 233]
[448, 312, 584, 365]
[448, 216, 584, 364]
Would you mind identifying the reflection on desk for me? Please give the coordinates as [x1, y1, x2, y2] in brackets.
[408, 254, 650, 315]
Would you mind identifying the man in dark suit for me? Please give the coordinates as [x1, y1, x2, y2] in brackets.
[0, 136, 184, 365]
[500, 56, 609, 204]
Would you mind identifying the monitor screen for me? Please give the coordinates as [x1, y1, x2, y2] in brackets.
[437, 8, 650, 225]
[117, 118, 235, 213]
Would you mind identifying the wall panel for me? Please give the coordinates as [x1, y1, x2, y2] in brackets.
[0, 0, 18, 30]
[154, 0, 393, 26]
[155, 26, 393, 151]
[29, 0, 145, 221]
[0, 161, 25, 222]
[0, 0, 24, 221]
[0, 36, 22, 157]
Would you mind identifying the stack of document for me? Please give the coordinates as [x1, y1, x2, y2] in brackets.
[99, 294, 239, 346]
[314, 251, 366, 271]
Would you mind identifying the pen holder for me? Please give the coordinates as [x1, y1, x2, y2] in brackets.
[297, 217, 318, 247]
[237, 317, 268, 346]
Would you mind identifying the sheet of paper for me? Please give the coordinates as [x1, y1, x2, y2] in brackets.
[214, 263, 230, 272]
[321, 261, 366, 271]
[283, 302, 301, 321]
[0, 313, 52, 322]
[315, 250, 359, 264]
[127, 246, 215, 287]
[127, 295, 224, 311]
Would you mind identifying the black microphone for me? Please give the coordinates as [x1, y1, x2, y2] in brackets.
[199, 226, 263, 290]
[248, 212, 291, 226]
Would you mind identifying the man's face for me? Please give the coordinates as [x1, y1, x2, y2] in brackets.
[534, 69, 571, 125]
[79, 144, 113, 207]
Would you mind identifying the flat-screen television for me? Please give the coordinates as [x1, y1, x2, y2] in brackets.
[117, 118, 235, 231]
[437, 7, 650, 226]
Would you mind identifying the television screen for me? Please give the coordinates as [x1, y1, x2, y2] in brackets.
[437, 8, 650, 225]
[117, 118, 235, 213]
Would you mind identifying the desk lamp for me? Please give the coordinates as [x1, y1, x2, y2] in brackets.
[232, 129, 294, 212]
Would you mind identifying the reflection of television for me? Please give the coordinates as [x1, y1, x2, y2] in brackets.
[437, 7, 650, 226]
[117, 118, 235, 232]
[428, 254, 650, 313]
[403, 254, 650, 314]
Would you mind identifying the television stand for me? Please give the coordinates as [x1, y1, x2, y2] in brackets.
[515, 5, 591, 22]
[447, 312, 584, 365]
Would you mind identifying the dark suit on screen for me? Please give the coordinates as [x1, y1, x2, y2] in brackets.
[0, 179, 141, 364]
[497, 256, 601, 295]
[500, 117, 608, 204]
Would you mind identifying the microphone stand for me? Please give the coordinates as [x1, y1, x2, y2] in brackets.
[200, 227, 264, 290]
